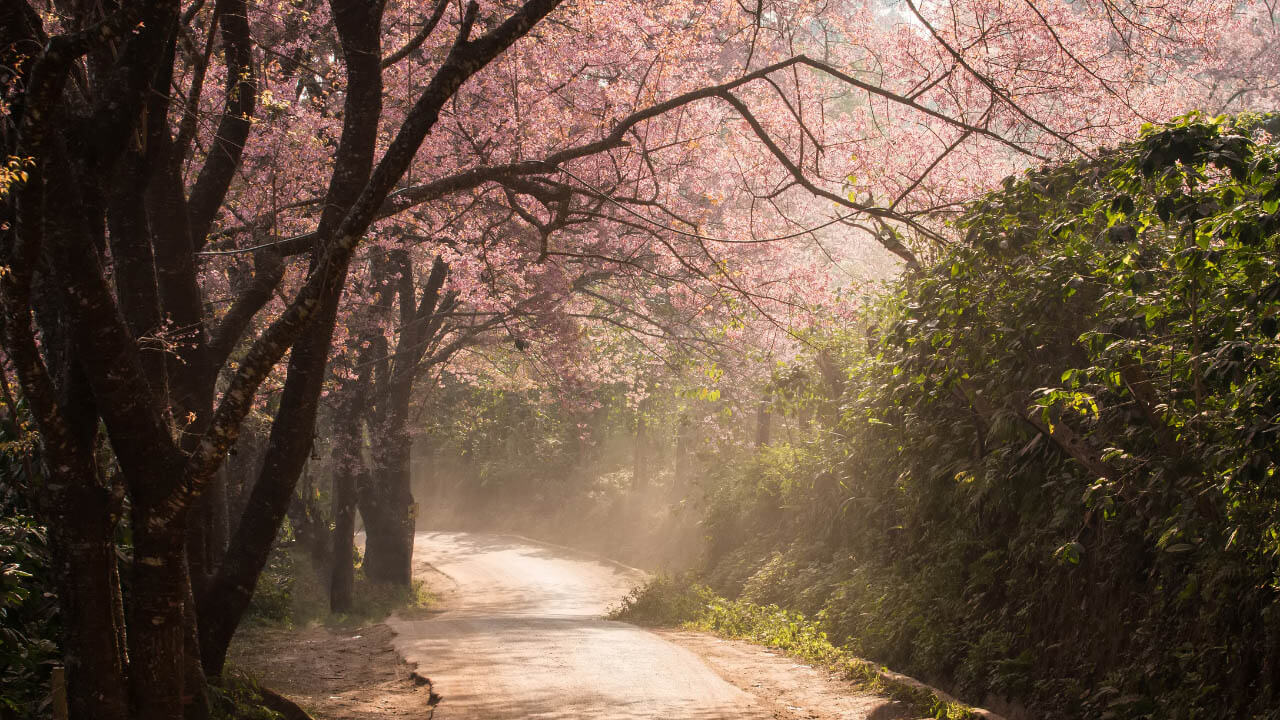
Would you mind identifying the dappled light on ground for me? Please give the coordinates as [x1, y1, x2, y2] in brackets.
[390, 532, 910, 720]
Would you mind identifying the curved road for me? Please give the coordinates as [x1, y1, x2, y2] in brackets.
[388, 531, 911, 720]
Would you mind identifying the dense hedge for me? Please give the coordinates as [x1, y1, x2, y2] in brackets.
[701, 114, 1280, 719]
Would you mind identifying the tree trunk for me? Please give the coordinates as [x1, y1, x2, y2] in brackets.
[755, 398, 772, 447]
[128, 525, 189, 720]
[198, 307, 340, 677]
[183, 575, 211, 720]
[207, 468, 231, 565]
[23, 280, 130, 720]
[361, 376, 416, 587]
[360, 512, 414, 586]
[329, 378, 369, 613]
[361, 437, 415, 586]
[198, 0, 386, 672]
[5, 0, 566, 708]
[225, 432, 267, 529]
[287, 466, 331, 569]
[358, 256, 450, 587]
[673, 413, 692, 494]
[330, 466, 362, 613]
[49, 525, 131, 720]
[186, 471, 231, 599]
[633, 413, 650, 490]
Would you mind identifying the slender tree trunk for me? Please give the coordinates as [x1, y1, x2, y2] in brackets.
[755, 397, 772, 447]
[330, 464, 362, 613]
[225, 433, 266, 528]
[183, 571, 211, 720]
[633, 385, 655, 492]
[329, 376, 370, 612]
[287, 466, 331, 568]
[674, 413, 692, 494]
[207, 468, 231, 565]
[633, 413, 650, 490]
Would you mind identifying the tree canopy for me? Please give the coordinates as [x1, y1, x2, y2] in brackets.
[0, 0, 1277, 718]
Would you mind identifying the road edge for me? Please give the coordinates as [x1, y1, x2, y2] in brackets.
[415, 529, 1007, 719]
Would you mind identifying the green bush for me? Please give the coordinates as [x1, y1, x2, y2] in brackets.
[0, 513, 57, 720]
[609, 574, 712, 625]
[246, 539, 435, 628]
[0, 402, 57, 720]
[246, 544, 298, 624]
[697, 113, 1280, 719]
[208, 671, 285, 720]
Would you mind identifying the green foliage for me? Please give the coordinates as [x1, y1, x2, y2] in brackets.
[614, 576, 980, 719]
[246, 541, 434, 628]
[609, 574, 713, 625]
[0, 513, 57, 720]
[208, 671, 285, 720]
[335, 576, 435, 626]
[247, 544, 299, 624]
[698, 114, 1280, 719]
[0, 399, 57, 720]
[422, 371, 722, 569]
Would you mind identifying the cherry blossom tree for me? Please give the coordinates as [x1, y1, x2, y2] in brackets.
[1, 0, 1275, 717]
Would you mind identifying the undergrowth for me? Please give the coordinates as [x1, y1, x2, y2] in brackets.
[247, 543, 434, 628]
[208, 670, 285, 720]
[611, 575, 980, 720]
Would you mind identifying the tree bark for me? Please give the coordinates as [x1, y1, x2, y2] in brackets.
[359, 256, 449, 586]
[48, 510, 131, 720]
[633, 412, 651, 490]
[198, 0, 387, 672]
[330, 360, 373, 612]
[199, 307, 340, 676]
[674, 412, 692, 493]
[755, 397, 772, 447]
[1, 87, 130, 720]
[128, 521, 189, 720]
[330, 464, 363, 613]
[287, 466, 332, 568]
[361, 436, 416, 586]
[6, 0, 568, 704]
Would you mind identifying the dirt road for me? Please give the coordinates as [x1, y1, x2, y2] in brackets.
[388, 531, 911, 720]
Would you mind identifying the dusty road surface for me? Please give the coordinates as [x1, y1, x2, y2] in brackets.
[388, 531, 912, 720]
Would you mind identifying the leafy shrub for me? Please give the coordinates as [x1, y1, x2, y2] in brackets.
[0, 513, 57, 720]
[698, 113, 1280, 718]
[208, 671, 285, 720]
[247, 539, 435, 627]
[0, 400, 57, 720]
[609, 574, 711, 626]
[246, 544, 298, 624]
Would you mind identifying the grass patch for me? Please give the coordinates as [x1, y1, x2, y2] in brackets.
[247, 544, 436, 628]
[330, 575, 436, 626]
[208, 670, 285, 720]
[611, 575, 982, 720]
